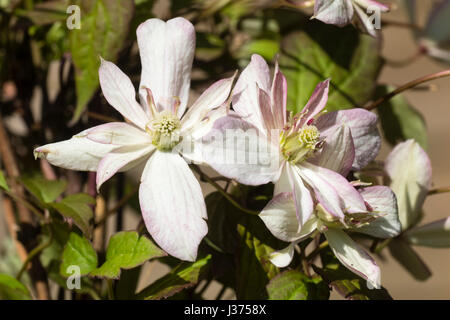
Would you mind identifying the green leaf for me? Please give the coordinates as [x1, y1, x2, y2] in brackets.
[69, 0, 134, 123]
[315, 246, 392, 300]
[388, 239, 431, 281]
[279, 20, 382, 112]
[267, 270, 329, 300]
[19, 0, 69, 25]
[20, 174, 67, 204]
[135, 255, 211, 300]
[60, 232, 98, 277]
[377, 85, 428, 149]
[90, 231, 166, 279]
[0, 170, 10, 192]
[50, 193, 95, 237]
[236, 215, 282, 299]
[0, 274, 31, 300]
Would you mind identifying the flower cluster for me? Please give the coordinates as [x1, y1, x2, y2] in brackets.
[33, 16, 446, 290]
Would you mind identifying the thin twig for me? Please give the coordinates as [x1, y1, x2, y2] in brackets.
[306, 240, 328, 261]
[191, 165, 259, 216]
[365, 70, 450, 110]
[16, 226, 53, 280]
[428, 187, 450, 196]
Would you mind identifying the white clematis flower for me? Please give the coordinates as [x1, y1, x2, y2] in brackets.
[313, 0, 390, 37]
[34, 17, 235, 262]
[203, 54, 381, 228]
[262, 185, 401, 289]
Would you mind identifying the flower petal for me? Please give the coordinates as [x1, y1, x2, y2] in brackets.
[270, 61, 287, 128]
[86, 122, 150, 145]
[232, 54, 271, 132]
[137, 18, 195, 117]
[201, 115, 281, 185]
[260, 192, 317, 242]
[269, 243, 295, 268]
[385, 139, 432, 230]
[96, 145, 154, 191]
[314, 0, 354, 27]
[181, 75, 235, 134]
[312, 124, 355, 176]
[353, 3, 377, 37]
[405, 217, 450, 248]
[315, 108, 381, 170]
[288, 164, 315, 225]
[325, 228, 381, 289]
[34, 128, 117, 171]
[356, 186, 402, 238]
[99, 59, 150, 129]
[139, 151, 207, 261]
[297, 79, 330, 128]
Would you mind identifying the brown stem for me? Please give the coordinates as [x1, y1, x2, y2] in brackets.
[95, 186, 139, 227]
[365, 70, 450, 110]
[428, 187, 450, 196]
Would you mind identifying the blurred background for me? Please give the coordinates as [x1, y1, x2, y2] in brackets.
[0, 0, 449, 299]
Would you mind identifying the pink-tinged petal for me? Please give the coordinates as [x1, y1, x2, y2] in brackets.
[232, 54, 271, 132]
[297, 79, 330, 128]
[86, 122, 150, 145]
[137, 18, 195, 117]
[139, 151, 207, 261]
[296, 163, 344, 218]
[201, 115, 281, 185]
[353, 3, 377, 37]
[311, 124, 355, 176]
[313, 0, 354, 27]
[356, 186, 402, 238]
[324, 228, 381, 289]
[259, 86, 277, 131]
[260, 192, 317, 242]
[287, 164, 315, 225]
[269, 243, 295, 268]
[315, 108, 381, 170]
[181, 75, 235, 134]
[274, 162, 291, 195]
[34, 128, 117, 172]
[270, 61, 287, 128]
[96, 145, 154, 191]
[388, 239, 431, 281]
[385, 139, 432, 230]
[405, 217, 450, 248]
[99, 59, 150, 129]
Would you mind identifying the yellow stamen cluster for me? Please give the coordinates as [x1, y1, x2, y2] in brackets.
[280, 124, 321, 164]
[146, 110, 181, 151]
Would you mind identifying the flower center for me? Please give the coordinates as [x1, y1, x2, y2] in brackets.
[280, 125, 321, 164]
[146, 110, 182, 151]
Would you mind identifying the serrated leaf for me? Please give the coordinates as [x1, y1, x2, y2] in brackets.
[50, 193, 95, 237]
[388, 239, 431, 281]
[377, 85, 427, 149]
[0, 170, 10, 192]
[279, 21, 382, 112]
[267, 270, 329, 300]
[236, 215, 282, 299]
[90, 231, 166, 279]
[20, 174, 67, 204]
[69, 0, 134, 123]
[135, 255, 211, 300]
[316, 246, 392, 300]
[60, 232, 97, 277]
[0, 274, 31, 300]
